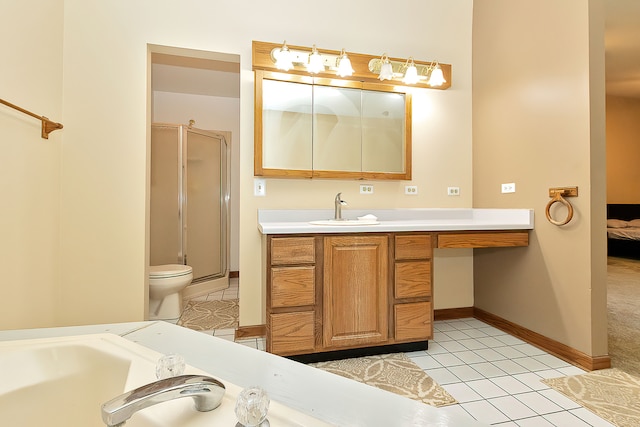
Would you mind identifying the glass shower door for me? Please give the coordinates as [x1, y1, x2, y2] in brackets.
[150, 123, 228, 283]
[183, 127, 227, 281]
[150, 125, 183, 266]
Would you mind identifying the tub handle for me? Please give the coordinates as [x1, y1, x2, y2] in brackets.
[545, 187, 578, 226]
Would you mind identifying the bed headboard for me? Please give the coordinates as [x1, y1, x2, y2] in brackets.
[607, 204, 640, 221]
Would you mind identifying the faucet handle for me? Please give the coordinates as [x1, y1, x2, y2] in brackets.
[235, 386, 270, 427]
[156, 353, 185, 379]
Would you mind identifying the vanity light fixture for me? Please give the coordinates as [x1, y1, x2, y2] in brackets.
[263, 41, 449, 88]
[378, 54, 394, 81]
[368, 56, 447, 87]
[273, 41, 294, 71]
[402, 57, 419, 84]
[336, 48, 354, 77]
[306, 44, 324, 74]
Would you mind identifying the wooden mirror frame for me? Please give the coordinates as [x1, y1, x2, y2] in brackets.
[255, 70, 412, 180]
[252, 41, 451, 180]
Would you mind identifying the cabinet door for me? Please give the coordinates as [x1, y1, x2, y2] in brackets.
[270, 311, 315, 355]
[271, 266, 315, 308]
[323, 235, 388, 348]
[395, 301, 432, 341]
[395, 261, 431, 298]
[270, 237, 315, 265]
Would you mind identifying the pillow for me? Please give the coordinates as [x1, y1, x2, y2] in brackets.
[628, 219, 640, 228]
[607, 219, 629, 228]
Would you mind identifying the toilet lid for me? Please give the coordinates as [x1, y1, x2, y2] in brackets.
[149, 264, 193, 278]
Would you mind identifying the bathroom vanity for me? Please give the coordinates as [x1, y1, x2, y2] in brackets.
[258, 208, 534, 359]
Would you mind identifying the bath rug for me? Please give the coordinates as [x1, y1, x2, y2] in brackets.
[177, 299, 238, 331]
[311, 353, 457, 407]
[542, 368, 640, 427]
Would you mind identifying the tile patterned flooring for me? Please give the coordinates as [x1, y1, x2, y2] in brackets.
[178, 278, 615, 426]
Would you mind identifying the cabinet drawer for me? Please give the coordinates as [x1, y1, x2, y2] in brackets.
[395, 261, 431, 298]
[271, 237, 315, 265]
[395, 235, 432, 260]
[437, 232, 529, 248]
[271, 266, 315, 308]
[270, 311, 315, 355]
[394, 301, 432, 341]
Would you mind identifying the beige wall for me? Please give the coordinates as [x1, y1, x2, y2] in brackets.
[472, 0, 608, 356]
[0, 0, 63, 329]
[2, 0, 609, 359]
[606, 95, 640, 203]
[0, 0, 475, 329]
[239, 2, 476, 325]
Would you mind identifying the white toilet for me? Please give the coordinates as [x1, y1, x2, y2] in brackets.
[148, 264, 193, 320]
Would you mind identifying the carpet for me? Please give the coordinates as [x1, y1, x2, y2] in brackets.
[543, 368, 640, 427]
[177, 299, 239, 331]
[607, 257, 640, 376]
[311, 353, 457, 407]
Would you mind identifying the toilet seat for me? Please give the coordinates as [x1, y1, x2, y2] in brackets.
[149, 264, 193, 279]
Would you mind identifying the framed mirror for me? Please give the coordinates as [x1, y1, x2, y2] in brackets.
[255, 70, 412, 180]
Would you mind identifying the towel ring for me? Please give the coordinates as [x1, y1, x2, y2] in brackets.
[545, 187, 578, 226]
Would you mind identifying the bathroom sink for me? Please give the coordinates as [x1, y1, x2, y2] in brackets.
[0, 334, 329, 427]
[309, 219, 379, 226]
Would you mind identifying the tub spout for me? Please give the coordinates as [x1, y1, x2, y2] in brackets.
[101, 374, 225, 426]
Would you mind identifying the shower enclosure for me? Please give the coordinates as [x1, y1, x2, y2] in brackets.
[150, 123, 229, 284]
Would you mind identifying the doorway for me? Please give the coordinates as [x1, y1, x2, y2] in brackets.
[149, 45, 240, 298]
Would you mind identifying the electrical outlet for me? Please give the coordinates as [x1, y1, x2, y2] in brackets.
[405, 185, 418, 195]
[447, 187, 460, 196]
[254, 178, 266, 196]
[501, 183, 516, 193]
[360, 184, 374, 194]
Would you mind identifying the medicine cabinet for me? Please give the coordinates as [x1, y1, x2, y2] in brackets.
[255, 70, 412, 180]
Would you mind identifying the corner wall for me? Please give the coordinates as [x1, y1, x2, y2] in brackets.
[471, 0, 607, 357]
[48, 0, 475, 327]
[0, 0, 63, 329]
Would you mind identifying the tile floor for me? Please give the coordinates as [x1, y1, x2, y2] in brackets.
[179, 279, 615, 427]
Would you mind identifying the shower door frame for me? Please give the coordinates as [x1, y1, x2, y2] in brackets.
[150, 123, 230, 284]
[181, 125, 230, 283]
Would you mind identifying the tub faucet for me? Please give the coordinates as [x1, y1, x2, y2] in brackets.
[101, 374, 226, 427]
[334, 192, 347, 220]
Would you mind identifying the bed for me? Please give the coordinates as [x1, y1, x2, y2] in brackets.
[607, 204, 640, 259]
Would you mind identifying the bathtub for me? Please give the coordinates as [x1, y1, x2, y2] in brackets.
[0, 333, 328, 426]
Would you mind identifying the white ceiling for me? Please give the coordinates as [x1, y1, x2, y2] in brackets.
[152, 3, 640, 100]
[605, 0, 640, 98]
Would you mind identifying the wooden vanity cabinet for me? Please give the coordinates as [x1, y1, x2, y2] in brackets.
[266, 233, 434, 357]
[393, 234, 433, 342]
[265, 229, 528, 357]
[266, 237, 318, 356]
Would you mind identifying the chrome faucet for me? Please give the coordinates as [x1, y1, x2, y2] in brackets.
[334, 192, 347, 220]
[101, 374, 226, 427]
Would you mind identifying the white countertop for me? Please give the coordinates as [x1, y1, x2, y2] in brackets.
[259, 208, 535, 234]
[0, 321, 486, 426]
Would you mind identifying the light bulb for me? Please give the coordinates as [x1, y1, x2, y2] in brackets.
[274, 42, 293, 71]
[378, 56, 394, 81]
[337, 49, 354, 77]
[428, 64, 446, 86]
[307, 45, 324, 74]
[402, 61, 419, 84]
